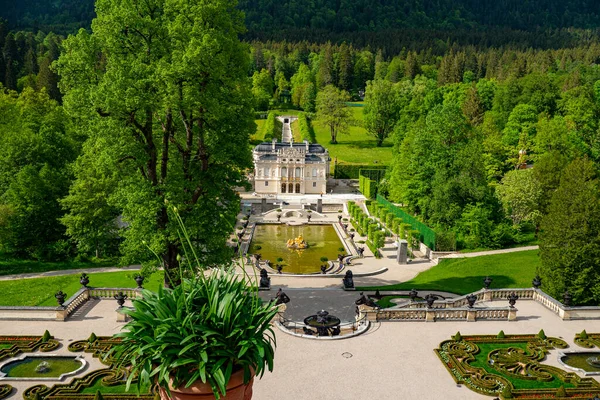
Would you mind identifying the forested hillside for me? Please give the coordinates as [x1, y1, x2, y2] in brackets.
[3, 0, 600, 40]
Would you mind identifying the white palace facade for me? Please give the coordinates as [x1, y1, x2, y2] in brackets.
[253, 139, 330, 195]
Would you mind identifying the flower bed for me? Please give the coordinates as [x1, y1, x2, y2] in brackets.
[0, 333, 59, 362]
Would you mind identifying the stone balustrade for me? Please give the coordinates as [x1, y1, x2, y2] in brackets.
[362, 305, 515, 322]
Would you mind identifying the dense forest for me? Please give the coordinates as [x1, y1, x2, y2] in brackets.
[3, 0, 600, 45]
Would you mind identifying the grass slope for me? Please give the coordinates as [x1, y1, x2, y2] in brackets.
[0, 258, 116, 277]
[359, 250, 541, 294]
[313, 103, 393, 165]
[0, 271, 163, 307]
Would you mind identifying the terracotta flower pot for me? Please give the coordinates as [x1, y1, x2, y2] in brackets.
[159, 369, 254, 400]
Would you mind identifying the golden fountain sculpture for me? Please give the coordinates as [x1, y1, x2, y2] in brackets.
[286, 234, 308, 249]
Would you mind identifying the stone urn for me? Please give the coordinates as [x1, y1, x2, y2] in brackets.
[135, 275, 145, 289]
[55, 291, 67, 306]
[80, 273, 89, 288]
[159, 369, 254, 400]
[114, 292, 128, 308]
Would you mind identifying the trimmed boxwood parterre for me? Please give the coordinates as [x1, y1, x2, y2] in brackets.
[22, 335, 154, 400]
[0, 333, 59, 362]
[436, 333, 600, 399]
[0, 385, 12, 400]
[574, 330, 600, 349]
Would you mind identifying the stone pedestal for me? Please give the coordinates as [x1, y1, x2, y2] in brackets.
[426, 309, 436, 322]
[116, 308, 128, 322]
[397, 240, 408, 264]
[55, 307, 67, 321]
[508, 308, 518, 321]
[466, 309, 477, 321]
[483, 290, 493, 301]
[317, 199, 323, 213]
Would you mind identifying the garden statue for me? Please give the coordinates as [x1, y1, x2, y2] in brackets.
[254, 253, 262, 266]
[80, 273, 89, 288]
[35, 361, 50, 373]
[320, 264, 327, 274]
[134, 275, 145, 289]
[357, 247, 365, 257]
[276, 264, 283, 274]
[409, 289, 419, 302]
[563, 291, 572, 306]
[338, 215, 342, 222]
[275, 290, 290, 305]
[349, 233, 355, 241]
[55, 291, 67, 306]
[466, 293, 477, 308]
[355, 292, 378, 308]
[307, 214, 312, 222]
[483, 276, 493, 289]
[286, 235, 307, 249]
[114, 291, 127, 308]
[342, 270, 354, 288]
[277, 213, 281, 222]
[343, 223, 348, 231]
[532, 275, 542, 289]
[259, 268, 270, 289]
[508, 292, 518, 308]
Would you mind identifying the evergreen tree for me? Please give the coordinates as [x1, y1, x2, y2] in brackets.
[337, 42, 353, 91]
[539, 158, 600, 305]
[37, 56, 60, 101]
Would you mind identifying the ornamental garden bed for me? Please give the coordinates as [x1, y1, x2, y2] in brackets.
[435, 332, 600, 399]
[0, 335, 154, 400]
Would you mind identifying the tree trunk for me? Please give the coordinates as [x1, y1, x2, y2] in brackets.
[163, 243, 181, 288]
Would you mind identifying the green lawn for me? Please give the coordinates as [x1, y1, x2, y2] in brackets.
[252, 119, 267, 142]
[290, 118, 301, 142]
[313, 104, 393, 165]
[0, 258, 117, 277]
[358, 250, 541, 294]
[0, 271, 163, 307]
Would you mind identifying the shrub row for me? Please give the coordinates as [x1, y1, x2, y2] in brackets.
[262, 112, 282, 142]
[298, 113, 316, 143]
[335, 164, 386, 179]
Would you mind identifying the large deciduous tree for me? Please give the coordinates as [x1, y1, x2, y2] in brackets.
[315, 85, 352, 144]
[495, 169, 543, 227]
[538, 158, 600, 305]
[56, 0, 254, 286]
[363, 79, 401, 147]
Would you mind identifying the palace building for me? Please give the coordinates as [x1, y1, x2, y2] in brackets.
[253, 139, 330, 195]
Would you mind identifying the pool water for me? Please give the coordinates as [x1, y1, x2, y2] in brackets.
[560, 352, 600, 373]
[249, 224, 345, 274]
[1, 356, 82, 378]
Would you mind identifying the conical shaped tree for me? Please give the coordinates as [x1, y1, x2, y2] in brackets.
[539, 157, 600, 305]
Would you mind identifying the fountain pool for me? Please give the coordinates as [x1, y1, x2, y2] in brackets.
[249, 224, 345, 274]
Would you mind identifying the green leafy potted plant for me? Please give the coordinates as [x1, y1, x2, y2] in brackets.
[110, 219, 278, 399]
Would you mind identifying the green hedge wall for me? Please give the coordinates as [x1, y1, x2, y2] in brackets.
[298, 113, 316, 143]
[377, 194, 436, 249]
[262, 112, 282, 141]
[335, 164, 387, 179]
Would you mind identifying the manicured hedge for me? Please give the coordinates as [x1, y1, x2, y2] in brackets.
[335, 164, 387, 179]
[298, 113, 316, 143]
[262, 112, 282, 141]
